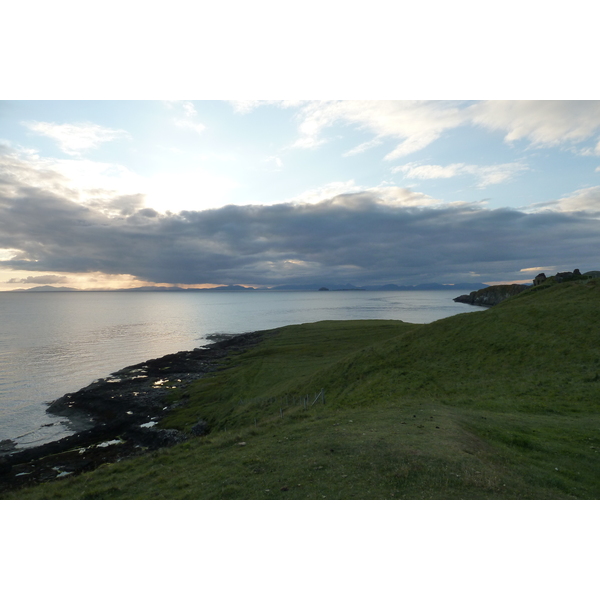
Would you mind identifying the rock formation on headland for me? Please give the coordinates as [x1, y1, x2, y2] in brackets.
[453, 284, 530, 307]
[454, 268, 593, 307]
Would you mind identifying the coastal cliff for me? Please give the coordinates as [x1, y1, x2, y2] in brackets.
[453, 283, 529, 307]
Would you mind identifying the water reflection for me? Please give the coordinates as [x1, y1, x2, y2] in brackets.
[0, 290, 485, 446]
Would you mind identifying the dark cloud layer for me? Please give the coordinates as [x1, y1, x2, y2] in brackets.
[1, 153, 599, 286]
[6, 274, 68, 284]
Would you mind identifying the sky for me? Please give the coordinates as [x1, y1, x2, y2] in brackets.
[2, 100, 600, 290]
[1, 2, 599, 292]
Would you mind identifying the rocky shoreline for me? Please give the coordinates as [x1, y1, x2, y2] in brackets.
[0, 331, 265, 495]
[453, 283, 529, 307]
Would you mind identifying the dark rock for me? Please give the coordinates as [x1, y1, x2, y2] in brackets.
[0, 439, 17, 454]
[554, 270, 584, 283]
[191, 420, 210, 437]
[0, 456, 11, 476]
[123, 427, 187, 450]
[555, 271, 573, 283]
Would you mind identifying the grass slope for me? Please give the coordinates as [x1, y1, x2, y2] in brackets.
[5, 280, 600, 499]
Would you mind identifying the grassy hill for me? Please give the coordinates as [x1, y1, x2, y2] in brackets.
[4, 279, 600, 499]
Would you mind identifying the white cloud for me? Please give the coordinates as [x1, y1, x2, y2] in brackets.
[579, 138, 600, 156]
[548, 186, 600, 213]
[182, 101, 197, 118]
[470, 163, 529, 187]
[520, 266, 555, 272]
[227, 101, 600, 167]
[0, 248, 19, 261]
[363, 186, 440, 207]
[22, 121, 130, 156]
[174, 118, 206, 134]
[264, 156, 283, 171]
[286, 180, 362, 204]
[394, 161, 529, 187]
[394, 162, 464, 179]
[229, 100, 304, 114]
[275, 100, 600, 161]
[166, 101, 206, 135]
[0, 145, 238, 215]
[289, 100, 469, 157]
[469, 100, 600, 148]
[343, 138, 383, 157]
[229, 100, 271, 114]
[286, 180, 440, 208]
[23, 154, 147, 206]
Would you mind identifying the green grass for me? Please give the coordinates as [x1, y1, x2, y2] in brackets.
[5, 279, 600, 499]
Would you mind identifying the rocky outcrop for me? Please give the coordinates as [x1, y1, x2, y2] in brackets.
[191, 419, 210, 437]
[453, 284, 529, 307]
[555, 269, 581, 283]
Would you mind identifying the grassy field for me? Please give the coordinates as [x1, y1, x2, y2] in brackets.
[4, 279, 600, 499]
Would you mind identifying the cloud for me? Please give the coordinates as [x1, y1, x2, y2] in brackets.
[22, 121, 130, 156]
[6, 274, 68, 284]
[0, 144, 238, 214]
[394, 161, 529, 188]
[247, 100, 600, 160]
[229, 100, 271, 114]
[469, 101, 600, 150]
[394, 163, 464, 180]
[285, 180, 362, 204]
[519, 267, 555, 273]
[287, 100, 469, 157]
[229, 100, 304, 114]
[1, 150, 599, 287]
[543, 186, 600, 214]
[283, 181, 439, 208]
[361, 186, 440, 207]
[264, 156, 283, 171]
[174, 119, 206, 134]
[343, 138, 383, 157]
[168, 101, 206, 135]
[181, 102, 197, 118]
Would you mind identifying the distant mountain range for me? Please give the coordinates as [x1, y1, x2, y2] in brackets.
[6, 284, 254, 293]
[6, 282, 490, 292]
[366, 282, 490, 291]
[271, 282, 489, 291]
[8, 285, 81, 292]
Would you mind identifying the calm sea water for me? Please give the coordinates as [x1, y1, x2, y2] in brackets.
[0, 290, 485, 448]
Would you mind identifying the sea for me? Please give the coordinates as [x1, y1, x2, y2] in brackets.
[0, 290, 486, 449]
